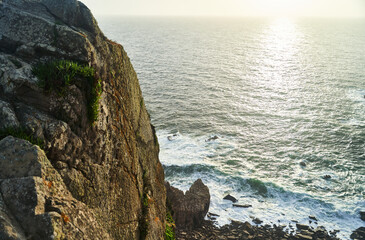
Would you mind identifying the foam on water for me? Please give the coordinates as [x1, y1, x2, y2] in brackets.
[98, 17, 365, 240]
[159, 130, 364, 239]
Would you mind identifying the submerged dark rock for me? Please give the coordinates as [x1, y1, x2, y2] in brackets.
[223, 194, 238, 203]
[309, 215, 318, 221]
[167, 133, 178, 141]
[360, 211, 365, 221]
[233, 204, 252, 208]
[165, 179, 210, 230]
[351, 227, 365, 240]
[206, 135, 219, 142]
[253, 218, 263, 225]
[323, 175, 332, 180]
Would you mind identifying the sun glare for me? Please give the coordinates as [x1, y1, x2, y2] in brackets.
[248, 0, 309, 17]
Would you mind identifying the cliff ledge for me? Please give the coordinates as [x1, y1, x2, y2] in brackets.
[0, 0, 166, 239]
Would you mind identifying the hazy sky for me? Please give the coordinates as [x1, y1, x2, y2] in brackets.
[80, 0, 365, 18]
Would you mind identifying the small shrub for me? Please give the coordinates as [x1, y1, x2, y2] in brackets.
[32, 60, 102, 124]
[0, 127, 44, 149]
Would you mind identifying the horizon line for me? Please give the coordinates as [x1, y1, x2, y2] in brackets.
[94, 13, 365, 19]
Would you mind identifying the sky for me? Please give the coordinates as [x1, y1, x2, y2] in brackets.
[80, 0, 365, 18]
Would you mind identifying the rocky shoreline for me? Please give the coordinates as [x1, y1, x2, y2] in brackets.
[167, 180, 364, 240]
[175, 219, 343, 240]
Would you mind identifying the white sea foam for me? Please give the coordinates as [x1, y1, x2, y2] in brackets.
[98, 17, 365, 239]
[159, 130, 364, 239]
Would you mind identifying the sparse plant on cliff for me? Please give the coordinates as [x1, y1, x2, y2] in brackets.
[0, 127, 44, 149]
[32, 60, 102, 124]
[165, 211, 175, 240]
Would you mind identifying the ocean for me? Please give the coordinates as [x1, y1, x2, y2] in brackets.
[97, 17, 365, 239]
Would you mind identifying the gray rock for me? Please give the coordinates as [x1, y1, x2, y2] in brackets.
[296, 223, 310, 230]
[0, 192, 27, 240]
[0, 0, 166, 239]
[0, 137, 111, 239]
[0, 100, 20, 130]
[252, 218, 263, 225]
[295, 233, 312, 240]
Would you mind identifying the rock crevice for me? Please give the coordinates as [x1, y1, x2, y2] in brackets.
[0, 0, 166, 239]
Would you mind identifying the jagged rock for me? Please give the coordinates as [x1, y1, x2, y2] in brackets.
[0, 0, 165, 239]
[165, 179, 210, 230]
[175, 219, 340, 240]
[252, 218, 263, 225]
[0, 136, 111, 239]
[360, 211, 365, 221]
[295, 233, 312, 240]
[223, 194, 238, 203]
[309, 215, 317, 221]
[296, 223, 310, 230]
[0, 100, 20, 130]
[350, 227, 365, 240]
[323, 175, 331, 180]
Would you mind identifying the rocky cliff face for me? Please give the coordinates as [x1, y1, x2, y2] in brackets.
[0, 0, 166, 239]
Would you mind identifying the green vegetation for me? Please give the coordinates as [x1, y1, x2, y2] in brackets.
[87, 78, 102, 123]
[142, 193, 149, 208]
[139, 192, 150, 239]
[165, 211, 175, 240]
[0, 127, 44, 149]
[140, 98, 144, 108]
[32, 60, 102, 124]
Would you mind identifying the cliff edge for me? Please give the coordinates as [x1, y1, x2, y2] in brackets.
[0, 0, 166, 239]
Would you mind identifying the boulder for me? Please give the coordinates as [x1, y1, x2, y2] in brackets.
[296, 223, 310, 230]
[165, 179, 210, 230]
[0, 136, 111, 239]
[223, 194, 238, 203]
[323, 175, 331, 180]
[350, 227, 365, 240]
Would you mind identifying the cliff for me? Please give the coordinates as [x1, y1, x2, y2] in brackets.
[0, 0, 166, 239]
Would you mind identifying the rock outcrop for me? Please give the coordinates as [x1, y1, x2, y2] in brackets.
[176, 220, 341, 240]
[0, 0, 165, 239]
[165, 179, 210, 230]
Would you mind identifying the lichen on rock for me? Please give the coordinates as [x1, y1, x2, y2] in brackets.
[0, 0, 166, 239]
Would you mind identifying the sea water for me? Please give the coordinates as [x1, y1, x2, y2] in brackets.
[98, 17, 365, 239]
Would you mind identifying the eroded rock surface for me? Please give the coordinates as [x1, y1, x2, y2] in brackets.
[0, 0, 165, 239]
[0, 136, 111, 239]
[166, 179, 210, 230]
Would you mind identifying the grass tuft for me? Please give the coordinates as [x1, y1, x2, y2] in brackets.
[165, 211, 175, 240]
[32, 60, 102, 124]
[0, 127, 44, 149]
